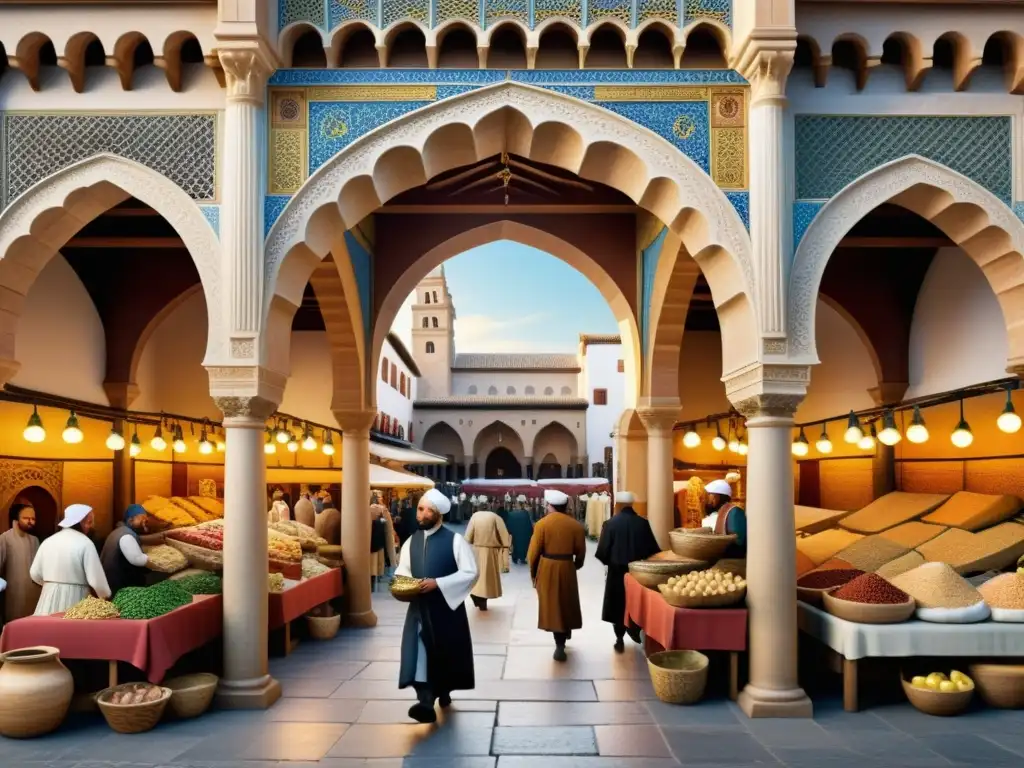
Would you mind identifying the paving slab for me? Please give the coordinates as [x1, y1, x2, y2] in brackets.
[498, 701, 653, 726]
[491, 726, 599, 755]
[326, 723, 493, 758]
[594, 724, 673, 757]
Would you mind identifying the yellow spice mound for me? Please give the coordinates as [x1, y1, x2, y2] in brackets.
[978, 572, 1024, 609]
[889, 562, 984, 609]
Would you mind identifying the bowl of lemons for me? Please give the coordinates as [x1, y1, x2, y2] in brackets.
[902, 670, 974, 716]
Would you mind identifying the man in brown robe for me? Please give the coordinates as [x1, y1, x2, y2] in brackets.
[314, 492, 341, 546]
[0, 503, 42, 624]
[527, 489, 586, 661]
[465, 498, 511, 611]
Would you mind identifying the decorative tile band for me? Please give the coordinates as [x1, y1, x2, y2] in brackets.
[199, 205, 221, 237]
[268, 69, 748, 86]
[308, 86, 439, 101]
[726, 191, 748, 230]
[1014, 202, 1024, 224]
[265, 195, 291, 237]
[793, 200, 825, 250]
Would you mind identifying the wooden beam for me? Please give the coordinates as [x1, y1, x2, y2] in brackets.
[837, 236, 948, 248]
[64, 237, 185, 248]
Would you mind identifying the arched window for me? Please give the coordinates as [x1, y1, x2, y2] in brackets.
[425, 292, 431, 304]
[507, 386, 516, 395]
[560, 386, 571, 395]
[422, 317, 429, 328]
[488, 386, 498, 395]
[432, 317, 438, 328]
[426, 341, 435, 353]
[390, 364, 397, 388]
[381, 357, 389, 382]
[544, 386, 554, 395]
[525, 386, 535, 395]
[468, 385, 478, 394]
[432, 291, 438, 303]
[400, 373, 407, 395]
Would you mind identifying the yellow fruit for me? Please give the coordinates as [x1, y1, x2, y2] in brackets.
[911, 676, 928, 688]
[956, 680, 973, 692]
[926, 672, 944, 686]
[938, 680, 957, 693]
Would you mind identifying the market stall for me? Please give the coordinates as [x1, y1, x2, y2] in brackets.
[461, 478, 539, 497]
[268, 568, 344, 654]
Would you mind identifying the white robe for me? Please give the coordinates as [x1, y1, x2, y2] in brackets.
[30, 528, 111, 615]
[395, 523, 478, 683]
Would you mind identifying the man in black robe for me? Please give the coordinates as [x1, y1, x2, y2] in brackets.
[396, 488, 479, 723]
[506, 496, 534, 565]
[595, 490, 661, 652]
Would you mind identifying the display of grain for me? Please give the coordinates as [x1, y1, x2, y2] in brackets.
[879, 522, 947, 549]
[796, 529, 864, 566]
[977, 573, 1024, 609]
[834, 536, 910, 572]
[875, 551, 926, 580]
[889, 562, 985, 609]
[917, 524, 1024, 574]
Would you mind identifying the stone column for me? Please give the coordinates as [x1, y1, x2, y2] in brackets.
[735, 395, 812, 719]
[637, 406, 679, 550]
[213, 395, 281, 709]
[614, 409, 649, 518]
[335, 410, 377, 628]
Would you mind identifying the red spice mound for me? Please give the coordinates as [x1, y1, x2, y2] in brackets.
[833, 573, 910, 604]
[797, 568, 864, 589]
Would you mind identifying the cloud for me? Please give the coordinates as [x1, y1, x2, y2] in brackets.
[454, 312, 550, 352]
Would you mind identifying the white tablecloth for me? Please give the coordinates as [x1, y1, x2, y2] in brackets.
[798, 602, 1024, 660]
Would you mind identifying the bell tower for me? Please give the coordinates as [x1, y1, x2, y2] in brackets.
[411, 265, 455, 398]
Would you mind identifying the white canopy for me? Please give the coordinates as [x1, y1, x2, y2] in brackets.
[369, 442, 448, 466]
[265, 464, 433, 489]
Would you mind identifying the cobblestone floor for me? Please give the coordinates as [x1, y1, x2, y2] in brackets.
[4, 528, 1024, 767]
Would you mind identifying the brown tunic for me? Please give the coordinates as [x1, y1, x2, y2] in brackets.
[0, 527, 41, 623]
[527, 511, 586, 633]
[465, 510, 511, 599]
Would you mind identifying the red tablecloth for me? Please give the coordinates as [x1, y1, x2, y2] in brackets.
[268, 569, 343, 628]
[624, 573, 747, 651]
[0, 594, 223, 683]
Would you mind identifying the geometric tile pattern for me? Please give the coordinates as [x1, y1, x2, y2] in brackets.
[282, 0, 326, 29]
[383, 0, 429, 27]
[1014, 202, 1024, 224]
[485, 0, 529, 26]
[535, 0, 583, 24]
[199, 204, 221, 237]
[793, 200, 825, 249]
[1, 113, 217, 207]
[638, 0, 678, 24]
[640, 226, 669, 358]
[587, 0, 632, 25]
[726, 190, 749, 230]
[598, 100, 711, 173]
[794, 115, 1013, 203]
[329, 0, 377, 26]
[269, 69, 747, 85]
[308, 99, 433, 173]
[265, 195, 291, 237]
[436, 0, 481, 24]
[685, 0, 731, 26]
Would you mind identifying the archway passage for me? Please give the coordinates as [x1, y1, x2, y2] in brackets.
[535, 453, 562, 479]
[485, 447, 523, 479]
[11, 486, 58, 540]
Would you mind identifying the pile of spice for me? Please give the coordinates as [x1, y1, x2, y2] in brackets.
[835, 536, 910, 572]
[302, 555, 330, 579]
[175, 572, 223, 595]
[798, 568, 864, 589]
[113, 581, 192, 619]
[832, 573, 911, 604]
[64, 596, 120, 620]
[268, 573, 285, 593]
[978, 572, 1024, 609]
[889, 562, 984, 609]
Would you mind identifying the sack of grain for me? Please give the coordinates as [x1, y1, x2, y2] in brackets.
[889, 562, 991, 623]
[917, 523, 1024, 574]
[834, 535, 910, 572]
[839, 492, 949, 534]
[796, 529, 864, 566]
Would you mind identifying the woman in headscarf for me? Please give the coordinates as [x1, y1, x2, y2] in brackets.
[100, 504, 152, 597]
[30, 504, 111, 614]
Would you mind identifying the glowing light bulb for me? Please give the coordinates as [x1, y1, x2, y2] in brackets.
[106, 428, 126, 451]
[682, 429, 701, 449]
[23, 406, 45, 443]
[151, 426, 167, 452]
[216, 437, 226, 452]
[791, 428, 809, 457]
[737, 441, 748, 456]
[302, 434, 317, 451]
[711, 434, 726, 451]
[998, 390, 1021, 434]
[287, 438, 299, 453]
[878, 410, 902, 447]
[198, 430, 213, 455]
[951, 419, 974, 448]
[815, 428, 833, 455]
[276, 427, 290, 444]
[62, 411, 83, 444]
[173, 437, 187, 454]
[129, 433, 142, 457]
[906, 406, 929, 444]
[727, 432, 740, 454]
[323, 440, 335, 456]
[857, 428, 876, 451]
[265, 433, 277, 454]
[843, 410, 863, 444]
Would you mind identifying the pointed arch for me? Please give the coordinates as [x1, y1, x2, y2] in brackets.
[0, 154, 221, 374]
[789, 155, 1024, 371]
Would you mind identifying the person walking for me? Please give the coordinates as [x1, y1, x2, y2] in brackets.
[527, 489, 586, 661]
[595, 491, 661, 652]
[506, 496, 534, 565]
[396, 489, 478, 723]
[30, 504, 110, 615]
[0, 503, 41, 623]
[465, 498, 511, 611]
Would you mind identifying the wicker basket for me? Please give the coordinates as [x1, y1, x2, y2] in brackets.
[97, 684, 171, 733]
[628, 558, 705, 589]
[658, 582, 746, 609]
[713, 559, 746, 578]
[164, 673, 217, 719]
[647, 650, 709, 705]
[163, 539, 223, 571]
[901, 677, 973, 716]
[669, 529, 737, 561]
[969, 664, 1024, 709]
[307, 613, 341, 640]
[822, 592, 915, 624]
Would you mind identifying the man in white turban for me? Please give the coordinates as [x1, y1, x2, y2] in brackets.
[703, 479, 746, 558]
[30, 504, 110, 615]
[395, 487, 479, 723]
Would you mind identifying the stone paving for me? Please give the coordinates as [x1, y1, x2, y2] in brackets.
[4, 527, 1024, 767]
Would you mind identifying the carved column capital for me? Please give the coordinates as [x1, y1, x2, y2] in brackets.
[217, 46, 274, 105]
[333, 409, 377, 436]
[724, 362, 809, 418]
[213, 395, 277, 422]
[207, 365, 286, 420]
[733, 393, 803, 420]
[738, 44, 795, 105]
[637, 405, 680, 434]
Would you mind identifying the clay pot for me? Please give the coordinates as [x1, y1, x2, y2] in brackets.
[0, 646, 74, 738]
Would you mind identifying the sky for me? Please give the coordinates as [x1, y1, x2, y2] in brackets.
[390, 241, 618, 353]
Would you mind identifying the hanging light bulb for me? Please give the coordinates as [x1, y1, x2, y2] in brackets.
[791, 427, 810, 457]
[682, 425, 701, 449]
[302, 424, 317, 451]
[711, 423, 726, 452]
[106, 425, 126, 451]
[198, 428, 213, 455]
[287, 433, 299, 452]
[213, 426, 226, 452]
[844, 410, 863, 444]
[264, 430, 277, 455]
[62, 410, 83, 444]
[151, 422, 167, 452]
[322, 430, 335, 456]
[857, 423, 877, 451]
[129, 430, 142, 457]
[727, 422, 740, 453]
[951, 400, 973, 448]
[997, 387, 1021, 434]
[275, 420, 290, 444]
[172, 424, 187, 454]
[816, 423, 833, 455]
[737, 435, 748, 456]
[23, 405, 46, 443]
[906, 406, 929, 444]
[878, 409, 902, 447]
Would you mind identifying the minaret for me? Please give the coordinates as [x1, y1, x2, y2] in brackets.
[411, 265, 455, 398]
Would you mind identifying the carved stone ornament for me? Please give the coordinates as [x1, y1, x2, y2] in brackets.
[0, 154, 224, 360]
[332, 409, 376, 435]
[231, 338, 256, 359]
[733, 393, 804, 419]
[213, 395, 277, 421]
[637, 406, 681, 433]
[264, 82, 755, 326]
[218, 48, 274, 105]
[763, 338, 787, 356]
[0, 459, 63, 519]
[744, 49, 794, 104]
[788, 155, 1024, 361]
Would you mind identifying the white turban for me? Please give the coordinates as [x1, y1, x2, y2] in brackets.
[544, 489, 569, 506]
[705, 479, 732, 498]
[422, 488, 452, 516]
[59, 503, 93, 528]
[516, 494, 527, 502]
[477, 495, 489, 504]
[615, 491, 635, 504]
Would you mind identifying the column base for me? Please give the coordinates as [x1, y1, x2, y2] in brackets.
[215, 675, 282, 710]
[345, 608, 378, 628]
[738, 684, 813, 719]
